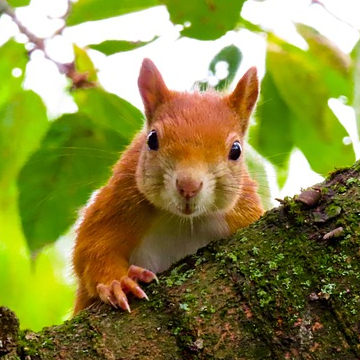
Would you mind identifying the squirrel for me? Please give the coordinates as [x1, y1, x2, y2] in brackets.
[72, 58, 264, 314]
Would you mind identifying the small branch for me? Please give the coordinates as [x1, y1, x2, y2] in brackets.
[1, 0, 45, 50]
[0, 0, 94, 88]
[49, 0, 73, 36]
[311, 0, 360, 31]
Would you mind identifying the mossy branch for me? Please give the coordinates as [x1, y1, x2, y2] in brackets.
[2, 161, 360, 359]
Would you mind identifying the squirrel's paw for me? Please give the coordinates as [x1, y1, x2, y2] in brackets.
[127, 264, 158, 283]
[96, 265, 158, 312]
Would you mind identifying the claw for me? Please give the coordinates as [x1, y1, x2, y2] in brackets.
[144, 270, 159, 284]
[119, 297, 131, 313]
[107, 296, 118, 309]
[128, 265, 158, 283]
[96, 265, 157, 312]
[121, 276, 148, 300]
[134, 286, 149, 300]
[152, 273, 159, 284]
[111, 280, 131, 312]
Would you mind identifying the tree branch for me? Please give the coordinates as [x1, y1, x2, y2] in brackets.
[2, 160, 360, 359]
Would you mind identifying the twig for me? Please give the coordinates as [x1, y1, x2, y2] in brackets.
[0, 0, 94, 88]
[311, 0, 359, 31]
[49, 0, 73, 36]
[0, 0, 45, 50]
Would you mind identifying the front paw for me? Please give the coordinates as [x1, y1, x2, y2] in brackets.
[96, 265, 158, 312]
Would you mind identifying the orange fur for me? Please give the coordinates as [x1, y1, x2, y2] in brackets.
[72, 59, 263, 314]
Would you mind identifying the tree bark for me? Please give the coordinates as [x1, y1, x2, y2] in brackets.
[2, 161, 360, 360]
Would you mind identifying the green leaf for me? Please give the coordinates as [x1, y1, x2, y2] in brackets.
[197, 45, 242, 91]
[259, 37, 355, 175]
[0, 91, 48, 193]
[67, 0, 158, 26]
[73, 87, 143, 138]
[0, 42, 46, 193]
[164, 0, 246, 40]
[211, 45, 242, 91]
[88, 37, 158, 56]
[295, 24, 352, 107]
[296, 24, 351, 79]
[249, 72, 293, 186]
[73, 44, 98, 83]
[245, 146, 272, 209]
[292, 106, 353, 174]
[0, 40, 27, 109]
[269, 35, 351, 103]
[18, 113, 128, 252]
[350, 40, 360, 142]
[7, 0, 30, 7]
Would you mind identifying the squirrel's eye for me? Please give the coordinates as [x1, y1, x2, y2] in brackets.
[228, 141, 242, 161]
[147, 130, 159, 151]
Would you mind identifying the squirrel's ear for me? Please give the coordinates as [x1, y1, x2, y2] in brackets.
[138, 58, 171, 123]
[227, 67, 259, 134]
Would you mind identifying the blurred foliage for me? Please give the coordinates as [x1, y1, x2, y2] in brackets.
[66, 0, 158, 25]
[0, 0, 358, 330]
[18, 113, 129, 252]
[163, 0, 247, 40]
[250, 33, 354, 185]
[6, 0, 30, 6]
[196, 45, 243, 91]
[88, 37, 159, 55]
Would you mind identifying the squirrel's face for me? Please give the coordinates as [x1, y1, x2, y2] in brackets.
[136, 58, 258, 218]
[136, 93, 247, 218]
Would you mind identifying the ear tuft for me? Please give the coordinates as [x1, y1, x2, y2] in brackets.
[138, 58, 170, 123]
[228, 67, 259, 133]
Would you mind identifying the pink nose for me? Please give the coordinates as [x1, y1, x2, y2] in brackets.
[176, 177, 203, 199]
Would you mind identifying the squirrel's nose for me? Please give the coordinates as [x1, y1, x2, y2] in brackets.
[176, 177, 203, 199]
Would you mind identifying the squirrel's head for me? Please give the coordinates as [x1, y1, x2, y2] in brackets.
[136, 58, 259, 218]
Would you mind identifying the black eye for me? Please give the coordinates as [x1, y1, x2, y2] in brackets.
[147, 129, 159, 151]
[228, 141, 242, 161]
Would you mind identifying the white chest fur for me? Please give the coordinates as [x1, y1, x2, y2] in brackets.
[129, 213, 230, 273]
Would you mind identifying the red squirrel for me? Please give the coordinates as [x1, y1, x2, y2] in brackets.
[72, 58, 263, 314]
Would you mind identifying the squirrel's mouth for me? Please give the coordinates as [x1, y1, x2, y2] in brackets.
[182, 203, 193, 215]
[176, 200, 203, 217]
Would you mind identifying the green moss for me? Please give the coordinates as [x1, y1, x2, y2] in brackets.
[18, 331, 40, 357]
[210, 162, 360, 345]
[338, 185, 347, 193]
[17, 311, 103, 359]
[164, 263, 196, 287]
[327, 165, 352, 179]
[325, 204, 342, 217]
[346, 177, 360, 186]
[15, 161, 360, 358]
[321, 186, 330, 195]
